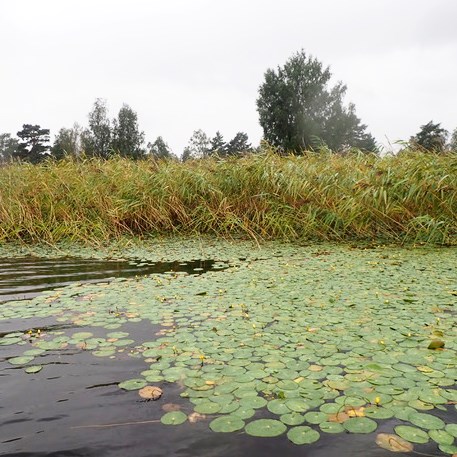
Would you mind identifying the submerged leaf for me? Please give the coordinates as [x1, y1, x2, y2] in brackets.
[138, 385, 163, 400]
[376, 433, 414, 452]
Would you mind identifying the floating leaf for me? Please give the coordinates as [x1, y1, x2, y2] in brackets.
[8, 356, 34, 366]
[429, 430, 454, 446]
[188, 412, 206, 423]
[408, 412, 445, 430]
[138, 385, 162, 400]
[428, 340, 445, 350]
[194, 402, 221, 414]
[118, 379, 147, 391]
[245, 419, 287, 437]
[162, 403, 181, 412]
[209, 415, 245, 433]
[320, 421, 344, 434]
[280, 412, 305, 426]
[161, 411, 187, 425]
[438, 444, 457, 455]
[304, 411, 328, 425]
[239, 396, 267, 409]
[375, 433, 414, 452]
[287, 426, 320, 445]
[25, 365, 42, 374]
[395, 425, 429, 444]
[445, 424, 457, 438]
[343, 417, 377, 434]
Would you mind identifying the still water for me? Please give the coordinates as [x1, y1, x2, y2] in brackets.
[0, 257, 452, 457]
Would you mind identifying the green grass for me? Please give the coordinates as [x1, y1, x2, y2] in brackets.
[0, 149, 456, 244]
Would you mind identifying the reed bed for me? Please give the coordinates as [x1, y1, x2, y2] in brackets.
[0, 150, 456, 244]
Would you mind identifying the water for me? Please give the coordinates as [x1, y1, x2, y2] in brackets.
[0, 257, 452, 457]
[0, 257, 224, 303]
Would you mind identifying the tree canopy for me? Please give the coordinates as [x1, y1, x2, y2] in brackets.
[15, 124, 50, 163]
[112, 104, 145, 159]
[410, 121, 448, 153]
[148, 136, 174, 160]
[256, 50, 377, 153]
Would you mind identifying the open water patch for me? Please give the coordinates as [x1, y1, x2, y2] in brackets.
[0, 257, 227, 303]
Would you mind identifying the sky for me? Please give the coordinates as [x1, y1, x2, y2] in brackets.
[1, 0, 456, 154]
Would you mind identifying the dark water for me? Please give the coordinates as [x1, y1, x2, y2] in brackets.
[0, 258, 452, 457]
[0, 257, 223, 303]
[0, 321, 432, 457]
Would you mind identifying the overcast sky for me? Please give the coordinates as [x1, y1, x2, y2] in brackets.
[1, 0, 456, 154]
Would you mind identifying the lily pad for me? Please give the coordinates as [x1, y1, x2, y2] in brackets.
[209, 415, 245, 433]
[138, 385, 163, 400]
[280, 412, 305, 426]
[287, 426, 320, 445]
[343, 417, 377, 434]
[319, 421, 344, 434]
[194, 402, 222, 414]
[245, 419, 287, 437]
[375, 433, 414, 452]
[118, 379, 147, 391]
[395, 425, 429, 444]
[429, 429, 454, 446]
[25, 365, 43, 374]
[8, 356, 34, 366]
[160, 411, 187, 425]
[408, 412, 445, 430]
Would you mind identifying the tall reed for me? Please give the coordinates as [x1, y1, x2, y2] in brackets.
[0, 150, 456, 244]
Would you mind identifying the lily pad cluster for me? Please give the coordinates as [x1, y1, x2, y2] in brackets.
[1, 242, 457, 453]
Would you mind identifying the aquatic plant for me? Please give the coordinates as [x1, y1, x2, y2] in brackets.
[0, 150, 456, 244]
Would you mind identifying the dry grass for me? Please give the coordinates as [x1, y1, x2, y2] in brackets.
[0, 149, 456, 244]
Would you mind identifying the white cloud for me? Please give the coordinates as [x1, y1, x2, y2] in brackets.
[1, 0, 456, 153]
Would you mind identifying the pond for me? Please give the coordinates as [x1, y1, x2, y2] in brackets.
[0, 241, 456, 456]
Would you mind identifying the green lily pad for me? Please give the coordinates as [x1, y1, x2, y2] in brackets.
[194, 402, 221, 414]
[395, 425, 429, 444]
[118, 379, 147, 391]
[445, 424, 457, 438]
[438, 444, 457, 455]
[320, 421, 344, 434]
[239, 396, 267, 409]
[8, 356, 34, 365]
[25, 365, 43, 374]
[209, 415, 245, 433]
[232, 407, 255, 420]
[408, 412, 445, 430]
[280, 412, 305, 426]
[343, 417, 377, 434]
[267, 399, 289, 415]
[161, 411, 187, 425]
[245, 419, 287, 437]
[304, 411, 328, 425]
[429, 429, 454, 446]
[287, 426, 320, 445]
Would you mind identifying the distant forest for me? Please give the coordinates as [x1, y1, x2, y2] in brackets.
[1, 50, 455, 164]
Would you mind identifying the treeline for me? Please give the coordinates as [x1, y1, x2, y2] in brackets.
[0, 99, 254, 164]
[1, 50, 456, 164]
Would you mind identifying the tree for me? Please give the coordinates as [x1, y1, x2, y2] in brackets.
[112, 104, 145, 159]
[182, 129, 210, 160]
[50, 123, 83, 160]
[82, 98, 112, 158]
[447, 127, 457, 152]
[148, 136, 173, 159]
[410, 121, 448, 153]
[0, 133, 19, 164]
[208, 131, 227, 157]
[256, 50, 376, 153]
[226, 132, 251, 156]
[14, 124, 50, 163]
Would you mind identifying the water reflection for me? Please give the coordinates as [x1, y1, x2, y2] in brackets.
[0, 257, 225, 303]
